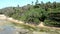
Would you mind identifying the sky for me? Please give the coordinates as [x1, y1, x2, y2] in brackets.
[0, 0, 60, 9]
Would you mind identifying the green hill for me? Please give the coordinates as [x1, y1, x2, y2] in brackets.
[0, 1, 60, 27]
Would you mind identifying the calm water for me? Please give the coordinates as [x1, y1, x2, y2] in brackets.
[0, 26, 17, 34]
[0, 19, 18, 34]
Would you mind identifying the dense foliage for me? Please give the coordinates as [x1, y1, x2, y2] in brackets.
[0, 0, 60, 27]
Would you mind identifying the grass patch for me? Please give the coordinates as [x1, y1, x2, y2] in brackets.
[11, 22, 60, 34]
[12, 23, 37, 31]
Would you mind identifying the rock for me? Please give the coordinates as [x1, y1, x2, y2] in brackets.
[37, 22, 44, 27]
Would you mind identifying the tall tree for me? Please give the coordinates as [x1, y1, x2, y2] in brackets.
[46, 1, 51, 8]
[44, 4, 48, 11]
[53, 1, 56, 8]
[34, 0, 39, 8]
[32, 1, 33, 5]
[35, 0, 38, 5]
[17, 5, 19, 7]
[41, 1, 44, 8]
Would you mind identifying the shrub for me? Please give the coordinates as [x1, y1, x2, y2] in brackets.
[44, 19, 60, 27]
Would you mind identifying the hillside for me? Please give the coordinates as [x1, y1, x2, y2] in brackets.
[0, 1, 60, 27]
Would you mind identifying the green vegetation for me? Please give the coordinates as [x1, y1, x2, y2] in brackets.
[12, 23, 37, 31]
[11, 22, 60, 34]
[0, 0, 60, 27]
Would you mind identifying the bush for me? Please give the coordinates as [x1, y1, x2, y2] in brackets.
[44, 19, 60, 27]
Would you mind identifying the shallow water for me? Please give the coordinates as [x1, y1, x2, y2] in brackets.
[0, 19, 18, 34]
[0, 26, 17, 34]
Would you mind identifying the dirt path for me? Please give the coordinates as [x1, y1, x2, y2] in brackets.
[0, 14, 60, 30]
